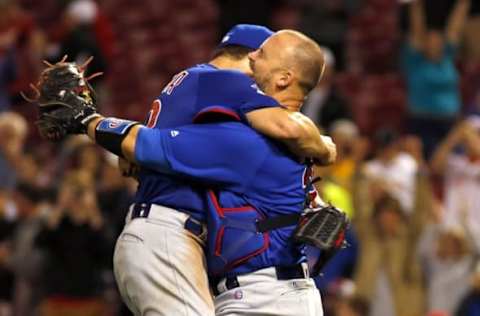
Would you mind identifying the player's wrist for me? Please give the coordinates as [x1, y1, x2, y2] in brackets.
[87, 116, 104, 138]
[80, 111, 102, 127]
[93, 117, 140, 158]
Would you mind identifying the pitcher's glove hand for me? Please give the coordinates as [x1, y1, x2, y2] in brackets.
[23, 56, 102, 141]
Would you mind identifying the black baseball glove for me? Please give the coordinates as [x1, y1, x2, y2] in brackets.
[23, 56, 101, 141]
[294, 205, 349, 276]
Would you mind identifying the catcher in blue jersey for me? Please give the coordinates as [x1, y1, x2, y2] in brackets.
[29, 27, 335, 316]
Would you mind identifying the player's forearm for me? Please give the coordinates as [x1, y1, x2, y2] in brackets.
[86, 116, 103, 140]
[86, 116, 144, 164]
[284, 113, 336, 164]
[86, 116, 175, 175]
[284, 133, 330, 164]
[247, 107, 303, 141]
[247, 108, 336, 163]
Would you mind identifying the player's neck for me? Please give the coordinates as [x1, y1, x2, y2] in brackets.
[209, 57, 251, 75]
[273, 90, 303, 112]
[209, 57, 227, 68]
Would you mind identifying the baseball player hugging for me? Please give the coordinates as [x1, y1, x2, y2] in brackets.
[27, 25, 343, 316]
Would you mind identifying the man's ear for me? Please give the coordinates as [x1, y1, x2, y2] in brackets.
[277, 70, 293, 89]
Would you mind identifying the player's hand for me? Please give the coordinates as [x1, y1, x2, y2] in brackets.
[315, 135, 337, 166]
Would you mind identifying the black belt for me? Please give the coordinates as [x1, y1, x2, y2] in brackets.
[131, 203, 205, 237]
[212, 264, 308, 296]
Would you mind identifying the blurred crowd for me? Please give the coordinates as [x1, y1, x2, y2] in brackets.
[1, 0, 480, 316]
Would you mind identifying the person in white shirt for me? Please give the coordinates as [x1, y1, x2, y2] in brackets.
[363, 129, 418, 214]
[431, 116, 480, 239]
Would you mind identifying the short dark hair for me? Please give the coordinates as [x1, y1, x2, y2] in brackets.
[294, 41, 323, 94]
[297, 60, 321, 94]
[211, 45, 253, 60]
[374, 128, 399, 149]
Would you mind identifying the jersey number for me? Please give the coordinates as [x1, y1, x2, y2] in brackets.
[146, 99, 162, 128]
[162, 71, 189, 95]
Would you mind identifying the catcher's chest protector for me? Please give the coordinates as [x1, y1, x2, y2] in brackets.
[206, 191, 269, 276]
[205, 189, 349, 277]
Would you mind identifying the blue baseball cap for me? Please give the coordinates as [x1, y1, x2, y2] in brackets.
[218, 24, 274, 50]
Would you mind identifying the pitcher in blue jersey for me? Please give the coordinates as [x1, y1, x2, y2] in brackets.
[116, 25, 281, 316]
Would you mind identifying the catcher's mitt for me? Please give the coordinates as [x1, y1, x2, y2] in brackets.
[294, 205, 349, 276]
[23, 56, 102, 141]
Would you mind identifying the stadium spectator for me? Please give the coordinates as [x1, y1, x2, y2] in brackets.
[10, 202, 49, 316]
[402, 0, 471, 158]
[352, 139, 430, 316]
[0, 112, 28, 192]
[318, 119, 367, 193]
[48, 0, 107, 88]
[362, 129, 419, 214]
[0, 0, 45, 107]
[418, 219, 479, 315]
[91, 3, 115, 62]
[35, 171, 108, 316]
[0, 112, 26, 314]
[10, 149, 56, 316]
[430, 117, 480, 240]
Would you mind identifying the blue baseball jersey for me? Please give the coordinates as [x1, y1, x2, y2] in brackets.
[135, 64, 279, 221]
[135, 122, 310, 272]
